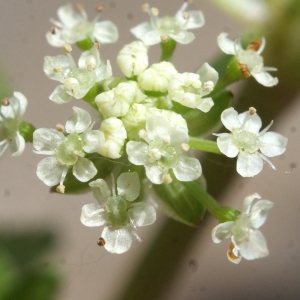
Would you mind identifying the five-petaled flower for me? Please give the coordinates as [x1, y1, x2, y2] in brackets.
[0, 92, 27, 157]
[214, 107, 288, 177]
[80, 172, 156, 254]
[212, 193, 274, 264]
[46, 3, 119, 47]
[217, 32, 278, 87]
[130, 1, 205, 45]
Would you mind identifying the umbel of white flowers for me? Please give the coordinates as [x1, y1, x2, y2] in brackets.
[130, 1, 205, 45]
[214, 107, 288, 177]
[46, 3, 119, 47]
[0, 92, 27, 157]
[80, 172, 156, 254]
[212, 193, 274, 264]
[33, 107, 104, 191]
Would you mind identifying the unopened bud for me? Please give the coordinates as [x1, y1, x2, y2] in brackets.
[63, 44, 72, 53]
[248, 107, 257, 115]
[56, 184, 65, 194]
[1, 98, 10, 106]
[56, 123, 64, 132]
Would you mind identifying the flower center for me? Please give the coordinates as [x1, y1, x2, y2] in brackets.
[156, 16, 181, 35]
[231, 216, 252, 242]
[238, 49, 264, 73]
[106, 196, 130, 229]
[232, 130, 260, 153]
[71, 21, 93, 37]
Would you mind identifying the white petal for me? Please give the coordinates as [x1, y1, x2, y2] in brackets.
[33, 128, 65, 152]
[49, 85, 72, 104]
[126, 141, 148, 165]
[237, 152, 263, 177]
[170, 31, 195, 45]
[128, 203, 156, 227]
[236, 230, 269, 260]
[93, 21, 119, 44]
[78, 46, 100, 69]
[216, 133, 239, 157]
[217, 33, 236, 55]
[89, 179, 111, 205]
[259, 132, 288, 157]
[95, 60, 112, 82]
[117, 172, 140, 202]
[65, 106, 91, 134]
[238, 111, 262, 134]
[102, 226, 133, 254]
[173, 156, 202, 181]
[250, 199, 274, 229]
[46, 30, 66, 47]
[197, 97, 214, 112]
[83, 130, 104, 153]
[73, 157, 97, 182]
[242, 193, 261, 215]
[0, 140, 8, 156]
[80, 203, 106, 227]
[180, 10, 205, 30]
[169, 125, 188, 146]
[43, 55, 71, 81]
[197, 62, 219, 85]
[141, 30, 161, 46]
[57, 3, 84, 27]
[146, 116, 171, 141]
[130, 21, 152, 40]
[13, 92, 28, 117]
[144, 163, 163, 184]
[10, 132, 25, 157]
[251, 71, 278, 87]
[211, 221, 234, 243]
[36, 156, 65, 186]
[221, 107, 241, 131]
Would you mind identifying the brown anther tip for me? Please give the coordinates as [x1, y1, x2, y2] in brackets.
[56, 123, 64, 132]
[185, 0, 193, 3]
[247, 38, 262, 51]
[227, 241, 239, 261]
[141, 3, 150, 12]
[76, 3, 84, 12]
[50, 26, 56, 34]
[95, 4, 104, 12]
[151, 7, 159, 17]
[1, 98, 10, 106]
[94, 42, 101, 49]
[248, 107, 257, 115]
[183, 11, 190, 19]
[160, 34, 169, 43]
[56, 185, 65, 194]
[238, 62, 251, 78]
[97, 237, 106, 246]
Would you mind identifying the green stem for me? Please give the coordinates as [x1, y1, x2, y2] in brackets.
[189, 136, 222, 154]
[160, 38, 177, 62]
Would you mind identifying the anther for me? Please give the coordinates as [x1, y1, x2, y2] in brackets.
[248, 107, 257, 115]
[238, 62, 251, 78]
[95, 4, 104, 12]
[63, 44, 72, 53]
[183, 11, 190, 19]
[56, 123, 64, 132]
[141, 3, 150, 12]
[56, 184, 65, 194]
[50, 26, 56, 34]
[53, 66, 62, 74]
[94, 42, 101, 49]
[138, 129, 147, 139]
[160, 34, 169, 43]
[151, 148, 161, 160]
[163, 174, 172, 184]
[76, 4, 84, 13]
[1, 98, 10, 106]
[150, 7, 159, 16]
[181, 143, 190, 152]
[203, 81, 215, 93]
[97, 237, 106, 246]
[247, 38, 262, 51]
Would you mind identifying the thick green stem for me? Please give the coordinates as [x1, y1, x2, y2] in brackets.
[189, 136, 222, 154]
[160, 38, 176, 62]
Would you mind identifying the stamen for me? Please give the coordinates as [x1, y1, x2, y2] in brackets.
[150, 7, 159, 17]
[183, 11, 190, 19]
[56, 123, 65, 132]
[97, 237, 106, 246]
[163, 174, 172, 184]
[53, 66, 62, 74]
[94, 42, 101, 49]
[151, 148, 161, 160]
[160, 34, 169, 43]
[138, 129, 147, 139]
[248, 107, 256, 115]
[1, 98, 10, 106]
[50, 26, 56, 34]
[203, 81, 215, 93]
[95, 4, 104, 12]
[63, 44, 72, 53]
[76, 4, 84, 13]
[238, 62, 251, 78]
[247, 38, 262, 51]
[227, 241, 241, 264]
[181, 143, 190, 152]
[141, 3, 150, 12]
[56, 184, 65, 194]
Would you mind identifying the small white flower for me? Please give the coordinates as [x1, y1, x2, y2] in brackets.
[33, 107, 104, 188]
[116, 41, 149, 78]
[130, 2, 205, 45]
[214, 107, 288, 177]
[138, 62, 178, 93]
[126, 115, 201, 184]
[44, 45, 112, 104]
[217, 32, 278, 87]
[80, 172, 156, 254]
[168, 63, 218, 112]
[0, 92, 27, 157]
[212, 193, 274, 264]
[46, 3, 118, 47]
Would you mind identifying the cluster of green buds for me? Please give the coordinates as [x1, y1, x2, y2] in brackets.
[0, 1, 288, 260]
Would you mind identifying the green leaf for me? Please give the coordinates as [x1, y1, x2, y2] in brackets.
[152, 174, 207, 227]
[172, 90, 233, 137]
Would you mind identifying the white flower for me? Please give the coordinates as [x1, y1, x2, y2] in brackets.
[126, 115, 201, 184]
[214, 107, 288, 177]
[168, 63, 218, 112]
[80, 172, 156, 254]
[130, 2, 205, 45]
[116, 41, 149, 78]
[33, 107, 104, 189]
[44, 45, 112, 104]
[0, 92, 27, 157]
[138, 62, 178, 93]
[46, 3, 118, 47]
[212, 193, 274, 264]
[217, 32, 278, 87]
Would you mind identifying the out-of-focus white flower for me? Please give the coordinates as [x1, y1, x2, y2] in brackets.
[217, 33, 278, 87]
[168, 63, 218, 112]
[33, 107, 104, 190]
[116, 41, 149, 78]
[130, 2, 205, 45]
[80, 172, 156, 254]
[126, 115, 201, 184]
[138, 61, 178, 93]
[46, 3, 118, 47]
[212, 193, 273, 264]
[44, 44, 112, 104]
[214, 107, 288, 177]
[0, 92, 27, 157]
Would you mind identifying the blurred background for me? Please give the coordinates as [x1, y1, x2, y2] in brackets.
[0, 0, 300, 299]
